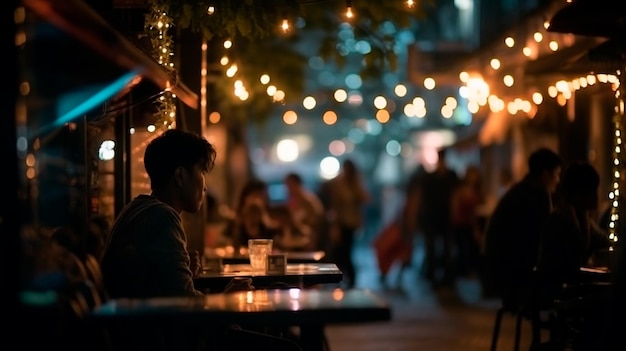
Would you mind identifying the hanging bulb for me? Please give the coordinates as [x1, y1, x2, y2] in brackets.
[406, 0, 415, 8]
[207, 4, 215, 15]
[281, 18, 290, 33]
[345, 0, 354, 19]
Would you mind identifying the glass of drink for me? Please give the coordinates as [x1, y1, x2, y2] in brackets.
[248, 238, 273, 274]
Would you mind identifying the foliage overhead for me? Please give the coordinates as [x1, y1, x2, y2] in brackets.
[148, 0, 432, 123]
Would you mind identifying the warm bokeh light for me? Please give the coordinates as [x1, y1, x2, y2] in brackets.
[328, 140, 346, 156]
[266, 85, 277, 96]
[260, 74, 270, 84]
[549, 41, 558, 51]
[424, 77, 436, 90]
[226, 64, 238, 77]
[273, 90, 285, 102]
[376, 109, 390, 123]
[490, 58, 500, 70]
[282, 110, 298, 125]
[394, 84, 407, 97]
[504, 36, 514, 47]
[441, 105, 453, 118]
[373, 95, 387, 109]
[209, 111, 221, 124]
[445, 96, 457, 109]
[459, 71, 469, 83]
[404, 103, 416, 117]
[503, 75, 514, 87]
[334, 89, 347, 102]
[323, 110, 338, 125]
[319, 156, 341, 179]
[412, 97, 425, 107]
[276, 139, 299, 162]
[303, 96, 316, 110]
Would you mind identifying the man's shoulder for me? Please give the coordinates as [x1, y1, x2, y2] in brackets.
[122, 195, 178, 218]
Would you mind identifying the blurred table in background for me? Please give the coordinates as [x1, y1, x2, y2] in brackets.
[205, 245, 326, 264]
[194, 262, 342, 292]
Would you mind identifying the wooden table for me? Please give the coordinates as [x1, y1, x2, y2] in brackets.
[89, 288, 391, 351]
[205, 246, 326, 264]
[194, 263, 343, 292]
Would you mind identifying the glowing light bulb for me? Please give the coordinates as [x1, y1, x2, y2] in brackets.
[281, 19, 289, 32]
[345, 6, 353, 19]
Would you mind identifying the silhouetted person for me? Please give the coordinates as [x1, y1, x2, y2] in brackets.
[326, 159, 371, 288]
[483, 147, 562, 309]
[100, 129, 300, 351]
[405, 149, 458, 287]
[284, 172, 325, 250]
[450, 165, 483, 278]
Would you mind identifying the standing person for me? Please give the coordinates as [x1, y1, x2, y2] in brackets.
[450, 165, 483, 278]
[327, 159, 371, 288]
[405, 148, 459, 288]
[100, 129, 300, 351]
[483, 147, 562, 310]
[284, 172, 325, 250]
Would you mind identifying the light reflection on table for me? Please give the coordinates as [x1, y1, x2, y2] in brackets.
[91, 288, 390, 325]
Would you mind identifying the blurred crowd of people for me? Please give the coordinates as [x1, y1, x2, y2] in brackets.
[393, 146, 622, 350]
[219, 159, 370, 288]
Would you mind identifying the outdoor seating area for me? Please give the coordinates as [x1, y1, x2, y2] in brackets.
[4, 1, 626, 351]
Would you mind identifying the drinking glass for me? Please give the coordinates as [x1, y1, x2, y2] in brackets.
[248, 239, 273, 274]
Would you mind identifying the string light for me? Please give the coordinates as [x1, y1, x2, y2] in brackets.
[145, 3, 177, 129]
[207, 4, 215, 15]
[608, 71, 624, 245]
[406, 0, 415, 8]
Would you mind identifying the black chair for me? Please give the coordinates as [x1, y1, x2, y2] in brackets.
[490, 277, 556, 351]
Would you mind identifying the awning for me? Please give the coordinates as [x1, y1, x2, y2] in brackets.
[547, 0, 626, 38]
[22, 0, 198, 109]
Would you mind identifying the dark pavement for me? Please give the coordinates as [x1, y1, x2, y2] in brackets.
[322, 235, 540, 351]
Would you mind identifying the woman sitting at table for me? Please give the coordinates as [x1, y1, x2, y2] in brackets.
[227, 179, 282, 249]
[535, 162, 612, 304]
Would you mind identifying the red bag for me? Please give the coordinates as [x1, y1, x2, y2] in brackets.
[373, 220, 412, 275]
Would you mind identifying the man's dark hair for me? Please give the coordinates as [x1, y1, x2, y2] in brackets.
[560, 162, 600, 198]
[144, 129, 216, 190]
[528, 147, 562, 176]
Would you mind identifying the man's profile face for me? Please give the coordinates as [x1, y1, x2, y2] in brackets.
[544, 166, 561, 194]
[180, 163, 207, 213]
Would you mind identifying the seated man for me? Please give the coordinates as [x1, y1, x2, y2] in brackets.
[484, 148, 562, 308]
[100, 129, 300, 351]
